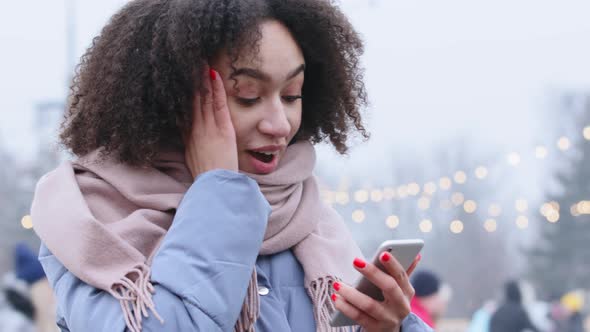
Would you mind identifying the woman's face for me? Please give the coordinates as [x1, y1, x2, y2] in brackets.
[211, 20, 305, 174]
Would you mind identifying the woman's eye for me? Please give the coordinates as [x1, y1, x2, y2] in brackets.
[283, 95, 303, 103]
[237, 97, 260, 106]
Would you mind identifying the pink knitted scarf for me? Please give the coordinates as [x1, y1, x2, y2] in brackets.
[32, 141, 362, 331]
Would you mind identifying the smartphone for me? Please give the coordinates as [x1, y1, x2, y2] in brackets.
[330, 239, 424, 327]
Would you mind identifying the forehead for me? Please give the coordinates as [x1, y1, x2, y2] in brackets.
[217, 20, 305, 81]
[255, 20, 304, 66]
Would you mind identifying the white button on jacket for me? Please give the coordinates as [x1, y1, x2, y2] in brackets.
[258, 286, 270, 296]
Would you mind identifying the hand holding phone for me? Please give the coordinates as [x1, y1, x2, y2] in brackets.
[330, 239, 424, 327]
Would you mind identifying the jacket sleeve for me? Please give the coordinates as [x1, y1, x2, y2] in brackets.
[39, 170, 271, 332]
[399, 313, 435, 332]
[354, 313, 434, 332]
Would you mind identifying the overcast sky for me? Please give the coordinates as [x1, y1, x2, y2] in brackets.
[2, 0, 590, 177]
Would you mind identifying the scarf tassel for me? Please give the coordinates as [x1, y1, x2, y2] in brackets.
[234, 270, 260, 332]
[235, 274, 358, 332]
[308, 277, 358, 332]
[110, 263, 164, 332]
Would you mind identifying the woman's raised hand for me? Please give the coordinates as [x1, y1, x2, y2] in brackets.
[185, 65, 238, 179]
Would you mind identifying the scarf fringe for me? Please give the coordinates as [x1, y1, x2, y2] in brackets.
[234, 270, 259, 332]
[105, 264, 355, 332]
[105, 266, 354, 332]
[308, 277, 358, 332]
[110, 263, 163, 332]
[235, 274, 356, 332]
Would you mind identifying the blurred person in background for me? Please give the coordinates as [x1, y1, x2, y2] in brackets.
[410, 270, 449, 329]
[29, 0, 433, 331]
[490, 280, 540, 332]
[467, 300, 497, 332]
[14, 243, 58, 332]
[0, 272, 36, 332]
[519, 280, 554, 332]
[548, 293, 570, 332]
[559, 291, 584, 332]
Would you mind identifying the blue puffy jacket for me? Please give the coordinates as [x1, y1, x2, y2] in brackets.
[38, 170, 432, 332]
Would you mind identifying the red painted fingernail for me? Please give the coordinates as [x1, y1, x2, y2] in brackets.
[331, 294, 337, 302]
[333, 282, 341, 291]
[209, 69, 216, 80]
[380, 252, 391, 262]
[353, 258, 366, 269]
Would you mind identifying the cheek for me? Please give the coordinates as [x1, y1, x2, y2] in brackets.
[227, 101, 258, 143]
[227, 103, 244, 138]
[287, 106, 303, 138]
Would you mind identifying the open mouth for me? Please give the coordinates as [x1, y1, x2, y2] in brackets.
[248, 151, 277, 164]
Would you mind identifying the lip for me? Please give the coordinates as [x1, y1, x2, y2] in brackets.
[246, 145, 285, 174]
[249, 145, 285, 153]
[247, 152, 280, 174]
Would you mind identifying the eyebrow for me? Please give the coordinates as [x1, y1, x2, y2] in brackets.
[230, 64, 306, 82]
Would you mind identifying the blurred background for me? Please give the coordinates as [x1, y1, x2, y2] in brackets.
[1, 0, 589, 331]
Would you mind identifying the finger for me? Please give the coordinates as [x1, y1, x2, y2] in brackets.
[331, 293, 378, 328]
[192, 93, 202, 130]
[209, 68, 233, 130]
[183, 92, 201, 146]
[378, 252, 415, 298]
[406, 254, 421, 277]
[333, 281, 390, 321]
[353, 258, 407, 304]
[200, 64, 214, 126]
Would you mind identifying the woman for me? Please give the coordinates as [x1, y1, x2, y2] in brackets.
[31, 0, 432, 331]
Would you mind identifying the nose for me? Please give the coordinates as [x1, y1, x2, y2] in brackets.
[257, 99, 291, 138]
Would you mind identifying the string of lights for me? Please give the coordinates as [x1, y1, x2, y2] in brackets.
[320, 125, 590, 234]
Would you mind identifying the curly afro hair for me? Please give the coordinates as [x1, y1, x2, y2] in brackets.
[60, 0, 369, 166]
